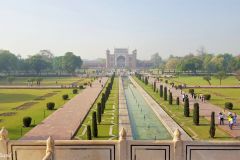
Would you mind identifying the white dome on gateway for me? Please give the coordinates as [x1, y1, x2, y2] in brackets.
[106, 48, 137, 69]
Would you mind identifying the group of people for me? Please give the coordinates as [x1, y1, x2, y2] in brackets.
[218, 112, 237, 130]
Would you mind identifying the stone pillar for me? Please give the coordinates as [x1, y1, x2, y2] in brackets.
[42, 136, 55, 160]
[0, 127, 9, 160]
[173, 129, 183, 160]
[119, 128, 127, 160]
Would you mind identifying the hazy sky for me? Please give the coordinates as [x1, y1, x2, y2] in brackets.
[0, 0, 240, 60]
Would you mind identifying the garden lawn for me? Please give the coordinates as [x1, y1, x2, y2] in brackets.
[75, 78, 119, 140]
[133, 76, 233, 140]
[0, 77, 92, 86]
[0, 88, 77, 139]
[189, 88, 240, 115]
[166, 76, 239, 86]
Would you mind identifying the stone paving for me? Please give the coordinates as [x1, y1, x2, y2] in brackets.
[148, 77, 240, 138]
[118, 77, 132, 139]
[21, 77, 108, 140]
[130, 76, 192, 141]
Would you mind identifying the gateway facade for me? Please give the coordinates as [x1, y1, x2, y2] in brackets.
[106, 48, 137, 69]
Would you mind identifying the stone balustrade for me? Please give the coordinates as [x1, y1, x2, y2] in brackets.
[0, 127, 240, 160]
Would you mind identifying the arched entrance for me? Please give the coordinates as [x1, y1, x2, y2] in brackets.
[116, 56, 126, 68]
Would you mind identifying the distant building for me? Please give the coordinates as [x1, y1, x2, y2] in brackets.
[106, 48, 137, 69]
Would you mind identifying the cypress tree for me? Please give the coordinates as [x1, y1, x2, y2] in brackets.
[209, 112, 216, 138]
[97, 102, 102, 124]
[145, 77, 148, 85]
[184, 97, 190, 117]
[164, 87, 167, 101]
[87, 125, 92, 140]
[176, 97, 179, 105]
[153, 81, 156, 92]
[101, 93, 105, 114]
[92, 111, 98, 137]
[160, 85, 163, 97]
[169, 92, 173, 105]
[193, 103, 199, 125]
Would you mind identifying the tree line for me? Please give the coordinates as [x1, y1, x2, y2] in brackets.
[0, 50, 83, 75]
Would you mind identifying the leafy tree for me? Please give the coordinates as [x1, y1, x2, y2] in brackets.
[7, 76, 15, 84]
[63, 52, 82, 74]
[150, 53, 163, 68]
[0, 50, 18, 74]
[203, 76, 211, 85]
[235, 70, 240, 82]
[28, 54, 51, 75]
[215, 71, 227, 85]
[180, 57, 203, 74]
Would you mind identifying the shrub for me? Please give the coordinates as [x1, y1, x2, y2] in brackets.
[79, 85, 84, 89]
[23, 116, 32, 127]
[62, 94, 69, 100]
[193, 103, 199, 125]
[176, 97, 179, 105]
[169, 92, 173, 105]
[84, 82, 88, 85]
[72, 89, 78, 94]
[225, 102, 233, 110]
[92, 112, 98, 137]
[184, 97, 190, 117]
[204, 94, 211, 100]
[164, 87, 167, 101]
[87, 125, 92, 140]
[160, 85, 163, 97]
[209, 112, 216, 138]
[153, 81, 156, 92]
[46, 102, 55, 110]
[189, 89, 194, 94]
[165, 80, 168, 84]
[97, 103, 102, 124]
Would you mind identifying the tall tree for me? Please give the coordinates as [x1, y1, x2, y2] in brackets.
[0, 50, 18, 74]
[150, 53, 163, 68]
[215, 71, 227, 85]
[28, 54, 51, 75]
[63, 52, 83, 74]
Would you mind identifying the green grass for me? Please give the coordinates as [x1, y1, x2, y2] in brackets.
[187, 88, 240, 115]
[75, 78, 119, 140]
[133, 76, 233, 140]
[0, 88, 78, 139]
[165, 76, 239, 86]
[0, 77, 93, 86]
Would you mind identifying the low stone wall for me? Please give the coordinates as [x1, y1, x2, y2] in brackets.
[0, 128, 240, 160]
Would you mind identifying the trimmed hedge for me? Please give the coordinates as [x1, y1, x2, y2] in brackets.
[79, 85, 84, 89]
[204, 94, 211, 100]
[92, 111, 98, 137]
[23, 116, 32, 127]
[46, 102, 55, 110]
[73, 89, 78, 94]
[225, 102, 233, 110]
[62, 94, 69, 100]
[169, 92, 173, 105]
[164, 87, 167, 101]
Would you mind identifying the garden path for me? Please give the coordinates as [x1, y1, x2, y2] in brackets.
[149, 77, 240, 138]
[21, 77, 108, 140]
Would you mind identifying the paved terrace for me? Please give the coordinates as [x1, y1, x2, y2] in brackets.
[21, 77, 108, 140]
[130, 76, 192, 141]
[148, 76, 240, 138]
